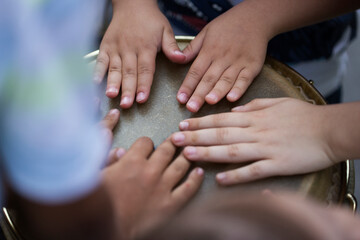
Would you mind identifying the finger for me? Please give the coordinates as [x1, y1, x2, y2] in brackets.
[162, 27, 186, 63]
[136, 50, 157, 103]
[162, 153, 191, 189]
[232, 98, 287, 112]
[183, 144, 263, 163]
[186, 63, 226, 112]
[171, 128, 255, 147]
[178, 112, 251, 131]
[148, 139, 176, 174]
[99, 109, 120, 130]
[126, 136, 154, 160]
[182, 31, 206, 63]
[106, 147, 127, 167]
[177, 56, 210, 105]
[94, 51, 110, 84]
[226, 67, 258, 102]
[106, 54, 122, 98]
[171, 167, 204, 207]
[205, 66, 240, 104]
[216, 160, 276, 185]
[120, 53, 137, 109]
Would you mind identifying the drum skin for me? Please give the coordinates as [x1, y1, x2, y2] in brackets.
[97, 37, 346, 204]
[0, 37, 353, 240]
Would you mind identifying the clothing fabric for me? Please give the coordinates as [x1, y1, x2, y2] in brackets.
[0, 0, 106, 204]
[158, 0, 357, 99]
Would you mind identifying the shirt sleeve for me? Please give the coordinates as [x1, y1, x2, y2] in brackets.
[0, 0, 107, 204]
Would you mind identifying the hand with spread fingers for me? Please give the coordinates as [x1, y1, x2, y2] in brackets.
[171, 98, 360, 185]
[94, 0, 186, 109]
[176, 3, 271, 112]
[102, 137, 204, 239]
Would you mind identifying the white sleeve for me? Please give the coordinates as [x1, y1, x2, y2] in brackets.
[0, 0, 107, 204]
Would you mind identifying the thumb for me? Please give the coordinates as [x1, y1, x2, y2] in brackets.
[162, 27, 187, 63]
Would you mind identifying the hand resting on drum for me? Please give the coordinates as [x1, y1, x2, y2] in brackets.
[94, 0, 186, 109]
[102, 137, 204, 239]
[176, 3, 269, 112]
[171, 98, 360, 185]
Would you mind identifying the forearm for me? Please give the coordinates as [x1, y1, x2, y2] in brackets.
[236, 0, 359, 39]
[323, 102, 360, 163]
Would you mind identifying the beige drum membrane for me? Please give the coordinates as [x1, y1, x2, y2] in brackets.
[0, 36, 356, 240]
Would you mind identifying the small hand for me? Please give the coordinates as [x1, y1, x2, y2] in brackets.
[94, 1, 185, 109]
[176, 4, 270, 112]
[102, 137, 204, 239]
[171, 98, 335, 185]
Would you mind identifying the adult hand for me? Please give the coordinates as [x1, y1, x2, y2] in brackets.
[94, 0, 186, 109]
[176, 3, 271, 112]
[171, 98, 337, 185]
[102, 137, 204, 239]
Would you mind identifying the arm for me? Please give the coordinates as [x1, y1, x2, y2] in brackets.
[94, 0, 186, 108]
[171, 98, 360, 185]
[176, 0, 360, 112]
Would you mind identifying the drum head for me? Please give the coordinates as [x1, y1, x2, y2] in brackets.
[96, 37, 346, 203]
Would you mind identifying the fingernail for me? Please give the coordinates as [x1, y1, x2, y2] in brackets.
[206, 92, 218, 102]
[227, 91, 237, 100]
[187, 100, 199, 112]
[174, 50, 185, 56]
[110, 108, 119, 115]
[116, 148, 126, 158]
[172, 132, 185, 143]
[179, 121, 189, 130]
[136, 92, 146, 102]
[196, 167, 204, 175]
[184, 146, 197, 157]
[120, 96, 131, 106]
[106, 87, 118, 95]
[177, 93, 188, 103]
[232, 105, 245, 112]
[216, 173, 227, 181]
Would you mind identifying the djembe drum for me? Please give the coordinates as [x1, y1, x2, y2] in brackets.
[1, 36, 356, 239]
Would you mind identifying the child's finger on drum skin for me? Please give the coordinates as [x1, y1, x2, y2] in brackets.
[216, 161, 276, 185]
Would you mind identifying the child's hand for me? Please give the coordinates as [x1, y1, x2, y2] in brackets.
[102, 137, 204, 239]
[171, 98, 336, 185]
[94, 1, 186, 108]
[177, 4, 271, 112]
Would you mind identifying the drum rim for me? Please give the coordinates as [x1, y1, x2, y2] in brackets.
[2, 36, 355, 240]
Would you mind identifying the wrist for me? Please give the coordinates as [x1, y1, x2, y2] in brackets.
[112, 0, 158, 13]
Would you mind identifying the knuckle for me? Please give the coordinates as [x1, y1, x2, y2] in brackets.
[123, 66, 136, 77]
[220, 75, 234, 86]
[249, 164, 263, 178]
[238, 69, 253, 83]
[227, 144, 240, 158]
[212, 113, 227, 125]
[190, 132, 198, 143]
[109, 64, 121, 73]
[187, 68, 202, 80]
[216, 128, 228, 142]
[138, 64, 154, 75]
[96, 55, 108, 65]
[203, 73, 217, 84]
[138, 136, 154, 147]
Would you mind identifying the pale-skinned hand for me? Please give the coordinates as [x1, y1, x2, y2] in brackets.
[171, 98, 338, 185]
[102, 137, 204, 239]
[94, 0, 186, 109]
[176, 3, 271, 112]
